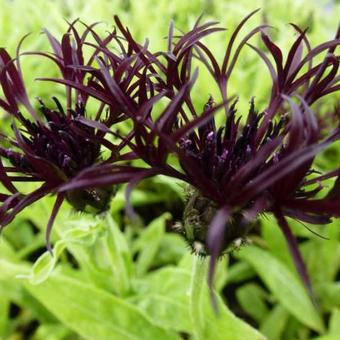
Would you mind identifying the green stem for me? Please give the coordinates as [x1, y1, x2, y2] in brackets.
[189, 254, 208, 340]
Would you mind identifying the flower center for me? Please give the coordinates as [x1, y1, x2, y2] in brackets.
[4, 101, 116, 214]
[30, 116, 100, 178]
[179, 186, 251, 256]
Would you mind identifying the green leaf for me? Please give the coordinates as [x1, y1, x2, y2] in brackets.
[260, 215, 294, 270]
[0, 238, 17, 260]
[152, 175, 185, 200]
[329, 308, 340, 335]
[322, 283, 340, 310]
[0, 286, 10, 337]
[0, 259, 30, 280]
[236, 283, 269, 323]
[213, 256, 229, 292]
[135, 264, 265, 339]
[61, 218, 102, 246]
[189, 256, 207, 339]
[311, 310, 340, 340]
[238, 246, 324, 332]
[260, 305, 289, 340]
[105, 215, 133, 296]
[154, 233, 187, 266]
[134, 213, 169, 276]
[110, 188, 163, 214]
[302, 239, 340, 285]
[312, 336, 340, 340]
[134, 267, 193, 333]
[33, 324, 74, 340]
[19, 240, 66, 285]
[225, 261, 255, 284]
[202, 289, 266, 340]
[25, 273, 179, 340]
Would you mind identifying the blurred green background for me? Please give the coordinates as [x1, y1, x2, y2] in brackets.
[0, 1, 339, 339]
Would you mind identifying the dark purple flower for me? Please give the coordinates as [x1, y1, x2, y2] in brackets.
[1, 13, 338, 303]
[0, 21, 157, 250]
[65, 13, 340, 297]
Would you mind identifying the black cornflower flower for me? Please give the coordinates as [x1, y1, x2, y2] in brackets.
[0, 21, 158, 249]
[175, 14, 340, 293]
[66, 12, 339, 296]
[0, 53, 115, 249]
[1, 13, 337, 302]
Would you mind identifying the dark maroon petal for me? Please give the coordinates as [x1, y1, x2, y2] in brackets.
[261, 31, 284, 86]
[283, 29, 306, 79]
[44, 28, 62, 56]
[226, 136, 283, 195]
[0, 45, 38, 120]
[151, 128, 221, 199]
[176, 27, 225, 59]
[7, 176, 42, 182]
[328, 175, 340, 199]
[61, 34, 74, 79]
[247, 43, 277, 89]
[194, 41, 221, 78]
[207, 205, 230, 304]
[96, 57, 137, 113]
[173, 21, 222, 55]
[239, 139, 334, 202]
[286, 199, 340, 217]
[167, 20, 175, 54]
[0, 192, 21, 212]
[46, 193, 65, 254]
[0, 184, 52, 228]
[221, 9, 260, 74]
[171, 100, 227, 142]
[37, 77, 113, 105]
[289, 24, 312, 85]
[0, 193, 13, 202]
[288, 38, 340, 84]
[224, 24, 270, 86]
[137, 91, 170, 122]
[283, 208, 330, 225]
[11, 122, 66, 183]
[57, 174, 130, 192]
[124, 168, 160, 219]
[22, 51, 63, 69]
[283, 96, 306, 152]
[304, 169, 340, 186]
[57, 165, 149, 192]
[155, 71, 197, 133]
[321, 84, 340, 97]
[0, 97, 12, 112]
[113, 15, 166, 74]
[274, 209, 316, 303]
[242, 196, 269, 221]
[0, 158, 18, 193]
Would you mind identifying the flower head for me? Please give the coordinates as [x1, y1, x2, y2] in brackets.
[76, 12, 339, 296]
[0, 20, 158, 249]
[1, 13, 338, 300]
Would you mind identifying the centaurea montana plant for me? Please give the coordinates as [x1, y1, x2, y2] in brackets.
[0, 12, 339, 304]
[59, 11, 340, 298]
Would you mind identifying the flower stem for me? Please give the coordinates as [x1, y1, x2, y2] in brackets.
[189, 254, 208, 340]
